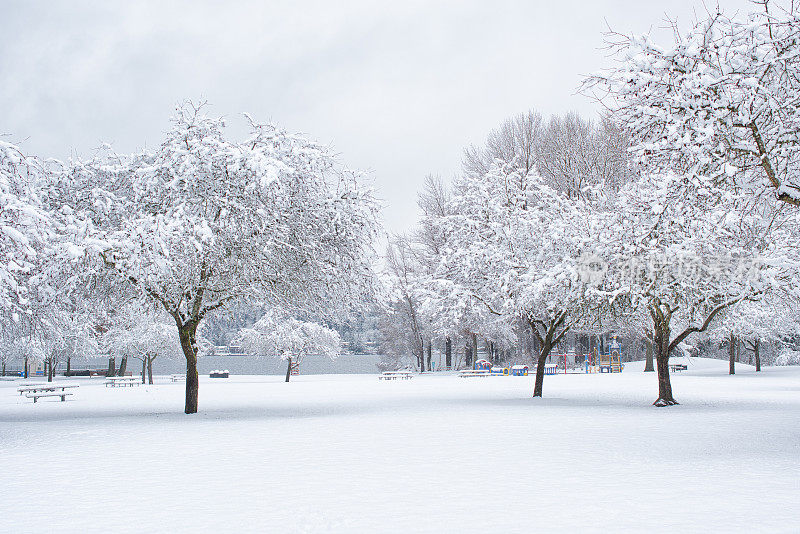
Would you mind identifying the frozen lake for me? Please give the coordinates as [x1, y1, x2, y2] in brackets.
[63, 353, 383, 376]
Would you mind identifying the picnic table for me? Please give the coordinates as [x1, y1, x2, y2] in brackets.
[459, 369, 491, 378]
[17, 383, 47, 395]
[18, 383, 79, 403]
[170, 374, 185, 382]
[379, 371, 414, 381]
[19, 383, 79, 395]
[105, 376, 141, 387]
[669, 364, 688, 372]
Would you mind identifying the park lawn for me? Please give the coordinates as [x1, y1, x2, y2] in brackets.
[1, 358, 798, 533]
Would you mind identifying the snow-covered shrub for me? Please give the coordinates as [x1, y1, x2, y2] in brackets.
[775, 349, 800, 366]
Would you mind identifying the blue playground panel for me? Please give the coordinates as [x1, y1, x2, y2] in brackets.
[474, 359, 492, 371]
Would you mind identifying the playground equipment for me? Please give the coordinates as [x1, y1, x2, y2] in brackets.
[479, 362, 557, 376]
[474, 359, 492, 371]
[541, 339, 625, 374]
[511, 365, 529, 376]
[467, 356, 602, 377]
[551, 348, 581, 374]
[475, 360, 533, 376]
[590, 338, 624, 373]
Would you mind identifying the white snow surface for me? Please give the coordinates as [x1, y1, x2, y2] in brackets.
[1, 358, 799, 533]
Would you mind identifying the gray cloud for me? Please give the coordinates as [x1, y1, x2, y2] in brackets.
[0, 0, 753, 233]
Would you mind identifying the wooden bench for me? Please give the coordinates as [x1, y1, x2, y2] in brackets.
[105, 376, 141, 387]
[19, 384, 79, 396]
[379, 371, 414, 380]
[459, 369, 491, 378]
[26, 392, 74, 403]
[170, 374, 186, 382]
[669, 364, 688, 372]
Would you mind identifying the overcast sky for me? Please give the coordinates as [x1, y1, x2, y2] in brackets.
[1, 0, 753, 234]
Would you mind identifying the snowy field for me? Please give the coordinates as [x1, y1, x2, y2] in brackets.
[1, 358, 799, 534]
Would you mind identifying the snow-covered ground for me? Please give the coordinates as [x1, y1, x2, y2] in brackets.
[1, 358, 798, 533]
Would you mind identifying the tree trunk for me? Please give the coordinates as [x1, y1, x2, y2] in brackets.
[729, 332, 736, 375]
[653, 322, 678, 406]
[147, 356, 155, 385]
[107, 357, 116, 378]
[141, 357, 147, 384]
[66, 357, 71, 374]
[117, 357, 128, 377]
[528, 316, 570, 397]
[471, 333, 478, 365]
[754, 339, 761, 372]
[178, 322, 200, 414]
[285, 357, 292, 383]
[426, 341, 432, 371]
[464, 341, 472, 369]
[445, 337, 452, 369]
[1, 361, 4, 376]
[24, 356, 28, 379]
[47, 358, 54, 382]
[414, 335, 424, 373]
[533, 338, 553, 398]
[526, 332, 535, 364]
[644, 338, 654, 372]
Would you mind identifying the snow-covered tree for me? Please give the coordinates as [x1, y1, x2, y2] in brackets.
[0, 321, 36, 376]
[442, 110, 634, 379]
[237, 313, 341, 382]
[102, 304, 182, 384]
[379, 235, 437, 372]
[414, 175, 507, 370]
[0, 137, 116, 381]
[20, 229, 113, 381]
[586, 1, 800, 207]
[432, 160, 609, 396]
[70, 102, 378, 413]
[605, 171, 794, 405]
[775, 347, 800, 365]
[584, 0, 800, 400]
[711, 296, 800, 372]
[0, 141, 53, 318]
